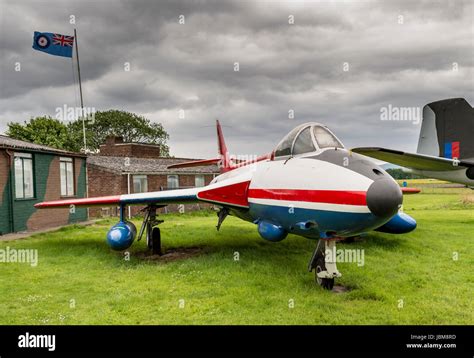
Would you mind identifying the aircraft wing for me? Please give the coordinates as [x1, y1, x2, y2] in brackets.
[35, 176, 251, 209]
[34, 187, 201, 208]
[352, 147, 474, 171]
[167, 158, 220, 169]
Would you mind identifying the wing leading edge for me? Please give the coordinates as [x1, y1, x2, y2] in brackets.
[352, 147, 474, 171]
[34, 187, 201, 209]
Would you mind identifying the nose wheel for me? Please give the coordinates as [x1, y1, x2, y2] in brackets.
[308, 239, 341, 290]
[315, 256, 334, 290]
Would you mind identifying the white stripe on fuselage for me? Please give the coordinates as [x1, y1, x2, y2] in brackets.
[248, 198, 370, 213]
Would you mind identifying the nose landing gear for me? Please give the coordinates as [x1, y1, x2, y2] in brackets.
[308, 239, 341, 290]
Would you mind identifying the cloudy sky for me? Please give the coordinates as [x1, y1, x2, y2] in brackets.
[0, 0, 473, 158]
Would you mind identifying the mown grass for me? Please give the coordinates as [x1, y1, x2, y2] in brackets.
[397, 179, 449, 185]
[0, 185, 472, 325]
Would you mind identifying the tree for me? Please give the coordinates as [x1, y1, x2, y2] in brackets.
[68, 110, 169, 155]
[385, 168, 421, 180]
[6, 116, 79, 152]
[6, 110, 170, 156]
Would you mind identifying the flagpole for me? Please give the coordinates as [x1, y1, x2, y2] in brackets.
[74, 28, 87, 151]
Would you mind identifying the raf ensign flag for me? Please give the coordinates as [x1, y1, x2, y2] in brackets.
[32, 31, 74, 58]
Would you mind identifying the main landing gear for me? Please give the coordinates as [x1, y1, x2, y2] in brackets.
[138, 205, 164, 255]
[308, 239, 341, 290]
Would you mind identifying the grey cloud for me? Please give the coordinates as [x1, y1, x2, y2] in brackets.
[0, 0, 473, 158]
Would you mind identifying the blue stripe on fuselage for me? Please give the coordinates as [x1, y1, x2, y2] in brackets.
[248, 202, 388, 239]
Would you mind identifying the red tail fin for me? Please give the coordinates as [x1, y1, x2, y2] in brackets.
[167, 120, 271, 173]
[216, 120, 232, 173]
[167, 120, 229, 172]
[216, 120, 227, 156]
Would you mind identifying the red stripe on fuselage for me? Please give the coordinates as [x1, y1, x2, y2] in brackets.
[248, 189, 367, 206]
[34, 195, 122, 208]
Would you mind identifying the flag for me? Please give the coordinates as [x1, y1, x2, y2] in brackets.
[32, 31, 74, 58]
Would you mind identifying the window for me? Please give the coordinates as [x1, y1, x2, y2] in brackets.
[292, 127, 316, 155]
[60, 157, 75, 197]
[274, 126, 302, 157]
[133, 175, 148, 193]
[313, 126, 343, 149]
[167, 175, 179, 189]
[195, 175, 205, 187]
[14, 153, 34, 199]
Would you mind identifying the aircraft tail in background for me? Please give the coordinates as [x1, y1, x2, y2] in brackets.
[352, 98, 474, 186]
[417, 98, 474, 161]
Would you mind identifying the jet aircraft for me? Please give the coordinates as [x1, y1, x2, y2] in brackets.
[35, 121, 417, 289]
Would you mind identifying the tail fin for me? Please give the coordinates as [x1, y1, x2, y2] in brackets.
[216, 120, 228, 158]
[417, 98, 474, 160]
[168, 120, 271, 172]
[167, 120, 230, 172]
[216, 120, 232, 173]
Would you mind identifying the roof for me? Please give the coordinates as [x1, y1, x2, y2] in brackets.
[99, 142, 163, 148]
[0, 135, 86, 157]
[87, 155, 220, 174]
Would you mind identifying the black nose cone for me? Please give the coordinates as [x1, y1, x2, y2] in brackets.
[366, 178, 402, 217]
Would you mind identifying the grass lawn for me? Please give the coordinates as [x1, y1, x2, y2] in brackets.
[0, 185, 473, 325]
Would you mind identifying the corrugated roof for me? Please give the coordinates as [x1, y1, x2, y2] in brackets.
[87, 155, 219, 174]
[0, 135, 86, 157]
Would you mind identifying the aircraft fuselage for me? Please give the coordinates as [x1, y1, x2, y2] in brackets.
[208, 147, 405, 240]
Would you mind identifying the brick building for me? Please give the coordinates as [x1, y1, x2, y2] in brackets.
[0, 135, 87, 235]
[87, 136, 219, 217]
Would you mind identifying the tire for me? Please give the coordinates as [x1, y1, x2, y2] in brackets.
[146, 223, 153, 250]
[315, 256, 334, 290]
[151, 227, 162, 255]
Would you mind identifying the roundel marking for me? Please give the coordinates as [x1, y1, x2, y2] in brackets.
[36, 35, 50, 49]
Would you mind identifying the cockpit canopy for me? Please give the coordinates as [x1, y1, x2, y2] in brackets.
[274, 123, 344, 158]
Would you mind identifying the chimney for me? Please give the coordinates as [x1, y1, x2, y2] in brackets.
[105, 135, 124, 145]
[99, 136, 161, 158]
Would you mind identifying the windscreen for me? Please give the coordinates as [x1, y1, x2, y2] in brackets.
[292, 126, 316, 155]
[313, 126, 343, 149]
[274, 126, 302, 157]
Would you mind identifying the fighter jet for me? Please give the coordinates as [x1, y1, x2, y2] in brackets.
[35, 121, 417, 289]
[353, 98, 474, 186]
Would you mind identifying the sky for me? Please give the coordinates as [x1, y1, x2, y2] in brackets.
[0, 0, 473, 158]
